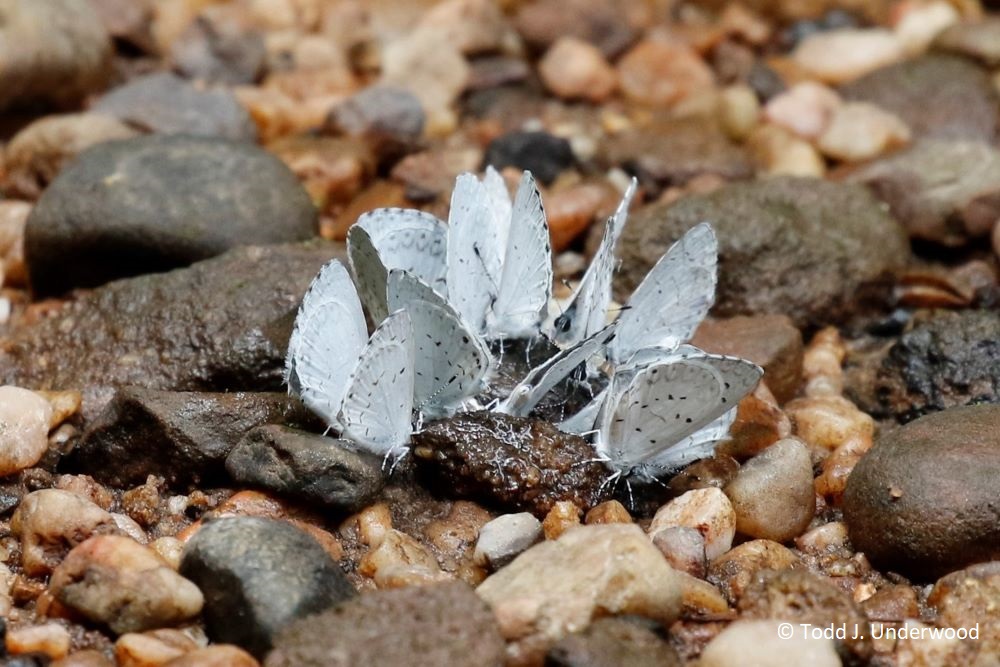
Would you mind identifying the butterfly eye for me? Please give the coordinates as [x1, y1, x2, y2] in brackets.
[554, 314, 571, 333]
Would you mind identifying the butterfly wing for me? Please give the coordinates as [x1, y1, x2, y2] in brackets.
[558, 388, 607, 435]
[337, 309, 415, 458]
[607, 223, 717, 364]
[447, 172, 508, 334]
[637, 407, 738, 475]
[488, 171, 552, 339]
[285, 260, 368, 428]
[387, 269, 492, 418]
[500, 321, 617, 417]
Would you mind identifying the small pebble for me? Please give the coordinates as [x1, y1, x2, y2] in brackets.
[818, 102, 911, 162]
[786, 395, 874, 451]
[764, 82, 841, 139]
[51, 649, 114, 666]
[648, 488, 736, 561]
[793, 28, 905, 84]
[707, 539, 800, 604]
[543, 501, 582, 540]
[795, 521, 849, 554]
[718, 84, 760, 141]
[0, 386, 54, 476]
[650, 526, 706, 578]
[6, 623, 71, 660]
[747, 124, 825, 177]
[699, 619, 840, 667]
[163, 645, 260, 666]
[617, 38, 715, 107]
[114, 628, 198, 666]
[584, 500, 631, 525]
[893, 1, 959, 56]
[473, 513, 543, 570]
[538, 37, 617, 103]
[49, 535, 204, 634]
[359, 528, 450, 588]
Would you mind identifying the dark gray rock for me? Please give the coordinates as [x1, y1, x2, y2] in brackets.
[265, 581, 505, 667]
[875, 310, 1000, 422]
[843, 405, 1000, 580]
[483, 130, 574, 184]
[411, 411, 608, 517]
[93, 72, 257, 140]
[616, 176, 910, 329]
[325, 85, 424, 163]
[70, 389, 322, 487]
[25, 134, 316, 295]
[0, 243, 341, 419]
[171, 16, 266, 85]
[546, 618, 681, 667]
[180, 516, 355, 658]
[225, 426, 384, 512]
[849, 140, 1000, 246]
[840, 54, 999, 142]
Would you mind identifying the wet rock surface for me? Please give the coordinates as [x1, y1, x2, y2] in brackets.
[0, 243, 341, 418]
[412, 411, 609, 516]
[265, 581, 504, 667]
[225, 426, 384, 512]
[616, 176, 909, 328]
[180, 516, 355, 658]
[25, 135, 316, 295]
[843, 405, 1000, 580]
[71, 389, 322, 487]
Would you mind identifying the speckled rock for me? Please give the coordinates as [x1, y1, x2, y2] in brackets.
[25, 134, 316, 295]
[616, 177, 909, 329]
[0, 0, 111, 110]
[225, 426, 383, 512]
[0, 387, 53, 476]
[849, 140, 1000, 245]
[927, 562, 1000, 665]
[265, 581, 504, 667]
[843, 405, 1000, 580]
[412, 411, 609, 516]
[724, 438, 815, 542]
[739, 569, 871, 663]
[874, 310, 1000, 422]
[180, 517, 355, 658]
[49, 535, 204, 634]
[545, 617, 681, 667]
[71, 389, 321, 488]
[840, 54, 998, 142]
[0, 243, 341, 419]
[477, 524, 681, 664]
[93, 72, 256, 140]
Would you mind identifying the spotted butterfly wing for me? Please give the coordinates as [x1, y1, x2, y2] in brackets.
[285, 259, 368, 429]
[337, 310, 415, 458]
[607, 223, 717, 365]
[386, 269, 491, 418]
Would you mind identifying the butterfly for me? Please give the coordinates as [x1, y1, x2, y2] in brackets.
[447, 167, 553, 340]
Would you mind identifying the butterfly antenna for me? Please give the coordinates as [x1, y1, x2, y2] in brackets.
[386, 448, 410, 476]
[626, 478, 635, 511]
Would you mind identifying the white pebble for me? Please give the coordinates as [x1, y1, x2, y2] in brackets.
[0, 386, 54, 475]
[648, 488, 735, 561]
[474, 512, 543, 570]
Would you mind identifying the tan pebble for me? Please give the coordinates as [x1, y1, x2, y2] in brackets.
[11, 489, 118, 577]
[5, 623, 71, 659]
[54, 474, 114, 510]
[0, 386, 55, 476]
[720, 382, 792, 461]
[538, 37, 617, 103]
[584, 500, 631, 525]
[32, 390, 82, 430]
[802, 326, 845, 397]
[764, 82, 841, 139]
[617, 38, 714, 107]
[718, 84, 760, 140]
[545, 183, 614, 252]
[747, 124, 825, 177]
[355, 502, 393, 548]
[163, 645, 259, 666]
[786, 395, 874, 451]
[0, 201, 31, 287]
[542, 501, 582, 540]
[893, 1, 959, 56]
[649, 488, 735, 561]
[707, 539, 800, 604]
[149, 537, 185, 571]
[49, 535, 204, 634]
[675, 570, 731, 615]
[815, 436, 872, 505]
[359, 529, 449, 588]
[818, 102, 911, 163]
[423, 501, 491, 575]
[115, 628, 198, 667]
[52, 649, 115, 666]
[651, 526, 706, 578]
[792, 28, 905, 84]
[268, 136, 373, 214]
[795, 521, 849, 554]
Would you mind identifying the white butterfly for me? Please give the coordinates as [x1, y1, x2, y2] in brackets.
[550, 179, 637, 347]
[590, 347, 762, 479]
[285, 259, 415, 459]
[385, 269, 492, 419]
[606, 223, 718, 366]
[447, 168, 553, 340]
[347, 208, 448, 323]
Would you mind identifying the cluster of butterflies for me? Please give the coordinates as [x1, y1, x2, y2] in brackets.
[285, 167, 763, 482]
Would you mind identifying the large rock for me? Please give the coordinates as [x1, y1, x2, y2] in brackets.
[25, 135, 317, 296]
[225, 426, 384, 512]
[70, 389, 322, 487]
[615, 176, 909, 329]
[0, 0, 111, 110]
[840, 54, 998, 142]
[849, 140, 1000, 245]
[180, 517, 355, 658]
[843, 405, 1000, 580]
[0, 243, 341, 419]
[476, 524, 682, 664]
[265, 581, 505, 667]
[874, 310, 1000, 423]
[545, 617, 681, 667]
[93, 72, 257, 140]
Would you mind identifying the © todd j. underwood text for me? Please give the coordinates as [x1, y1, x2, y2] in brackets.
[777, 622, 980, 641]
